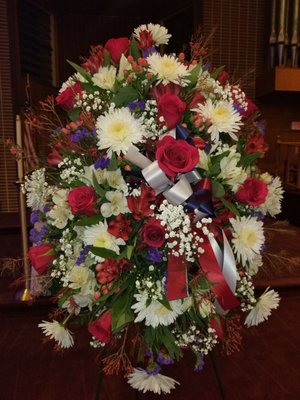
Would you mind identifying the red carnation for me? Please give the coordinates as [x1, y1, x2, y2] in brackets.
[88, 310, 112, 343]
[68, 186, 97, 216]
[156, 136, 199, 178]
[28, 244, 56, 275]
[142, 217, 166, 248]
[56, 82, 82, 111]
[157, 93, 186, 129]
[104, 37, 130, 64]
[235, 177, 268, 206]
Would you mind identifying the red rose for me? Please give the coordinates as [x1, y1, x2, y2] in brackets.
[104, 37, 130, 64]
[68, 186, 97, 216]
[157, 93, 186, 129]
[142, 217, 166, 248]
[235, 177, 268, 206]
[55, 82, 83, 111]
[88, 310, 112, 343]
[28, 244, 56, 275]
[156, 136, 199, 178]
[245, 132, 268, 156]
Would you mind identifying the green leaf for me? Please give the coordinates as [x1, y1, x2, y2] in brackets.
[74, 214, 103, 226]
[104, 51, 111, 67]
[210, 65, 225, 79]
[220, 197, 240, 216]
[92, 172, 106, 197]
[90, 247, 119, 259]
[111, 86, 139, 107]
[186, 62, 201, 88]
[208, 162, 221, 176]
[130, 38, 141, 61]
[212, 180, 225, 197]
[111, 284, 135, 331]
[106, 152, 118, 171]
[67, 59, 92, 82]
[158, 296, 172, 311]
[240, 152, 263, 169]
[68, 107, 81, 121]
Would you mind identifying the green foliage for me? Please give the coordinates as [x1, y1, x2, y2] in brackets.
[144, 326, 182, 360]
[67, 59, 92, 82]
[240, 152, 263, 169]
[111, 86, 140, 107]
[90, 247, 119, 259]
[220, 196, 240, 216]
[130, 38, 141, 61]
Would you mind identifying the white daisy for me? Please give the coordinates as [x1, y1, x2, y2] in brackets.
[128, 368, 179, 394]
[196, 99, 243, 143]
[230, 216, 265, 266]
[258, 175, 283, 217]
[132, 292, 184, 328]
[147, 53, 190, 86]
[244, 288, 280, 327]
[38, 320, 74, 349]
[133, 23, 171, 46]
[100, 190, 129, 218]
[82, 221, 125, 258]
[96, 107, 145, 155]
[92, 65, 116, 90]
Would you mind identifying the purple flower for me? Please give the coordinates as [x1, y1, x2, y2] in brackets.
[143, 46, 157, 57]
[147, 248, 163, 263]
[94, 157, 110, 170]
[146, 362, 161, 376]
[76, 245, 92, 265]
[30, 210, 40, 224]
[70, 128, 88, 142]
[128, 100, 146, 112]
[156, 352, 175, 365]
[29, 226, 47, 244]
[194, 353, 205, 372]
[145, 349, 154, 357]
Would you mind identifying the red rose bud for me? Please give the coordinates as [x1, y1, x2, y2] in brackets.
[157, 93, 186, 129]
[156, 136, 199, 178]
[235, 177, 268, 206]
[142, 217, 166, 248]
[88, 310, 112, 343]
[28, 244, 56, 275]
[68, 186, 97, 216]
[55, 82, 82, 111]
[47, 147, 63, 166]
[216, 70, 229, 86]
[104, 37, 130, 64]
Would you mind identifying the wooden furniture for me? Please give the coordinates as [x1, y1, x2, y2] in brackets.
[276, 131, 300, 189]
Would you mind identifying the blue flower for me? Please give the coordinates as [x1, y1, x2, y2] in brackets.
[70, 128, 88, 142]
[147, 248, 163, 263]
[94, 157, 110, 170]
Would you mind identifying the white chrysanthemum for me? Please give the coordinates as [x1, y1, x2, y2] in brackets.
[83, 221, 125, 258]
[96, 107, 145, 155]
[230, 216, 265, 266]
[258, 176, 283, 217]
[92, 66, 116, 90]
[100, 190, 128, 218]
[246, 253, 263, 276]
[147, 53, 190, 86]
[245, 288, 280, 327]
[105, 169, 128, 193]
[133, 23, 171, 46]
[197, 99, 243, 143]
[47, 189, 73, 229]
[38, 320, 74, 348]
[24, 168, 51, 210]
[128, 368, 179, 394]
[132, 293, 184, 328]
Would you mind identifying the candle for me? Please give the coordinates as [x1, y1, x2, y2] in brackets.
[16, 114, 24, 181]
[291, 0, 299, 45]
[278, 0, 287, 43]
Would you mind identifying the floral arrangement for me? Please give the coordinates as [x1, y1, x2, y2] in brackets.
[24, 23, 282, 395]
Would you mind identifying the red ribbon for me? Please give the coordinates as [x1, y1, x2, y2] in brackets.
[198, 238, 239, 311]
[166, 251, 189, 301]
